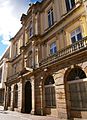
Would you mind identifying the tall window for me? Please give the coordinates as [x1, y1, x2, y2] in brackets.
[50, 42, 57, 55]
[67, 68, 87, 109]
[71, 27, 82, 43]
[14, 84, 18, 108]
[13, 64, 17, 74]
[65, 0, 75, 11]
[29, 21, 33, 37]
[45, 75, 56, 107]
[16, 43, 18, 56]
[48, 8, 54, 27]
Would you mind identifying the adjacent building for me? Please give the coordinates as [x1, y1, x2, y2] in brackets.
[3, 0, 87, 119]
[0, 47, 10, 106]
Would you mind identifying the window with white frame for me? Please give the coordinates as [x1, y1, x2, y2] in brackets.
[29, 21, 33, 37]
[65, 0, 75, 12]
[50, 42, 57, 55]
[71, 27, 82, 43]
[48, 8, 54, 27]
[45, 76, 56, 107]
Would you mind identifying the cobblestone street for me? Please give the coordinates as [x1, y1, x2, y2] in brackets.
[0, 106, 59, 120]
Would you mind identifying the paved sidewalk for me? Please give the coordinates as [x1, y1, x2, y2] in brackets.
[0, 106, 59, 120]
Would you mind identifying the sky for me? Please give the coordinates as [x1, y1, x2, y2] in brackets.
[0, 0, 40, 58]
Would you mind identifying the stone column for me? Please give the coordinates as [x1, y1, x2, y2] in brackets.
[31, 76, 35, 114]
[17, 81, 22, 112]
[39, 79, 43, 115]
[32, 41, 35, 68]
[4, 85, 8, 110]
[21, 80, 25, 113]
[10, 85, 14, 111]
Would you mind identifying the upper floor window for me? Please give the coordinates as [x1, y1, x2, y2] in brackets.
[65, 0, 75, 12]
[50, 42, 57, 55]
[48, 8, 54, 27]
[13, 64, 17, 74]
[15, 43, 18, 56]
[29, 21, 33, 37]
[71, 27, 82, 43]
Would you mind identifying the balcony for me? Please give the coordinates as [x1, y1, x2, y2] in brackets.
[40, 37, 87, 67]
[7, 72, 20, 82]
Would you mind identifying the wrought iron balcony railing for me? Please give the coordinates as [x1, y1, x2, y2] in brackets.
[40, 37, 87, 66]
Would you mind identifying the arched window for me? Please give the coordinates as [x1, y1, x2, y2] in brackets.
[14, 84, 18, 108]
[67, 68, 87, 109]
[67, 67, 86, 81]
[44, 75, 56, 107]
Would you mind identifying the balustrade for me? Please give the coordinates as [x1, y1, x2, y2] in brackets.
[40, 37, 87, 66]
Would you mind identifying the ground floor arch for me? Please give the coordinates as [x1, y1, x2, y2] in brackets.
[64, 67, 87, 119]
[24, 81, 32, 113]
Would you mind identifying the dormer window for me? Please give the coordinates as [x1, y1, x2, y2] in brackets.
[65, 0, 75, 12]
[48, 8, 54, 27]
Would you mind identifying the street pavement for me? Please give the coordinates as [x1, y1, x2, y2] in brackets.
[0, 106, 58, 120]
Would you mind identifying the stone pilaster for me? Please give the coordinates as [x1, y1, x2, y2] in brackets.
[10, 85, 14, 111]
[30, 76, 35, 114]
[53, 69, 68, 119]
[17, 81, 22, 112]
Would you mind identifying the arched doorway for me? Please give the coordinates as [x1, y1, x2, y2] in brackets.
[25, 81, 32, 113]
[65, 67, 87, 119]
[13, 84, 18, 108]
[8, 87, 11, 107]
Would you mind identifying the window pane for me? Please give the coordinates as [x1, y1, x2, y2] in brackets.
[69, 82, 87, 109]
[65, 0, 71, 11]
[54, 46, 57, 53]
[51, 10, 54, 25]
[45, 87, 51, 106]
[45, 86, 56, 107]
[71, 31, 75, 37]
[76, 27, 81, 33]
[51, 87, 56, 106]
[48, 14, 51, 27]
[77, 33, 82, 41]
[48, 8, 54, 27]
[50, 42, 57, 55]
[71, 36, 76, 43]
[50, 48, 53, 54]
[71, 0, 75, 8]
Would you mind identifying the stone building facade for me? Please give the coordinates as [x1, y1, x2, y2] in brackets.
[4, 0, 87, 119]
[0, 47, 10, 106]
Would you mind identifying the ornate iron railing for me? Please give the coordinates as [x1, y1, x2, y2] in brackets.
[40, 37, 87, 66]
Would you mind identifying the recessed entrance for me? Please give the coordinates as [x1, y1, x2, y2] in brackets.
[25, 81, 32, 113]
